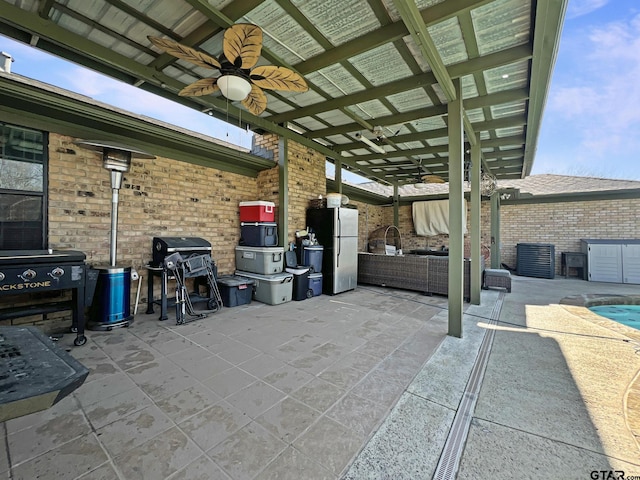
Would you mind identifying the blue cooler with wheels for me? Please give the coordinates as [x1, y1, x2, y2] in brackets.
[302, 245, 323, 273]
[308, 273, 323, 296]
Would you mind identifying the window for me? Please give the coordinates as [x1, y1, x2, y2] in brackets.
[0, 123, 47, 250]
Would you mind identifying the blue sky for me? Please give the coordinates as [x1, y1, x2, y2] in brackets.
[533, 0, 640, 179]
[1, 0, 639, 181]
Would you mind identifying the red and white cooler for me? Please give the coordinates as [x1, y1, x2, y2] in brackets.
[239, 201, 275, 222]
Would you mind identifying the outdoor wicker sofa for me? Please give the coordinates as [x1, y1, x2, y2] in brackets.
[358, 252, 484, 301]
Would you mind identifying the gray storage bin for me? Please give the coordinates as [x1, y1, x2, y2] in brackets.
[235, 246, 283, 274]
[235, 270, 293, 305]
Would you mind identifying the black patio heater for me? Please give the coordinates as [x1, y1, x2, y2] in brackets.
[76, 140, 155, 331]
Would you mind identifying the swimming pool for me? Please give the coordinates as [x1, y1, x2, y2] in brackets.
[588, 304, 640, 331]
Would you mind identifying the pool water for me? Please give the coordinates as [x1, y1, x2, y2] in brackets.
[588, 305, 640, 331]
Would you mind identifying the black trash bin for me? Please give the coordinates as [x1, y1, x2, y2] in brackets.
[285, 251, 312, 301]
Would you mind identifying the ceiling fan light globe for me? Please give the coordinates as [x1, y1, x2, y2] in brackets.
[218, 75, 252, 101]
[414, 182, 429, 189]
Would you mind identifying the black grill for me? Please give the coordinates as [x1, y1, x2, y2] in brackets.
[151, 237, 212, 267]
[0, 250, 90, 346]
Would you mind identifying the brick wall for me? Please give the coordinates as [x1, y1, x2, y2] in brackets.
[350, 200, 386, 252]
[357, 200, 493, 259]
[251, 134, 327, 245]
[286, 139, 327, 243]
[2, 134, 264, 332]
[500, 198, 640, 273]
[49, 135, 260, 274]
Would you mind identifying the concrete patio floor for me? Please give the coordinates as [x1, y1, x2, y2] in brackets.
[2, 275, 640, 479]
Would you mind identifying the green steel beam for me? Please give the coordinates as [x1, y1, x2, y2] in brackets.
[294, 0, 493, 75]
[272, 48, 530, 126]
[523, 0, 568, 176]
[37, 0, 55, 18]
[394, 0, 456, 101]
[308, 105, 449, 138]
[270, 72, 437, 124]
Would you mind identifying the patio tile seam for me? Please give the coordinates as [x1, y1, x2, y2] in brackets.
[249, 444, 336, 480]
[469, 415, 640, 468]
[7, 428, 95, 471]
[403, 390, 457, 413]
[73, 459, 118, 480]
[77, 434, 123, 480]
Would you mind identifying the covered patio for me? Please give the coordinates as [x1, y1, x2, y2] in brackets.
[4, 1, 638, 479]
[0, 0, 567, 336]
[2, 276, 639, 479]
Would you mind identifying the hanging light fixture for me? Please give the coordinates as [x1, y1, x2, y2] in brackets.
[355, 132, 386, 154]
[480, 171, 498, 196]
[217, 74, 252, 101]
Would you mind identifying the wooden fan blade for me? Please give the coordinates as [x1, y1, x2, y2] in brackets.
[148, 36, 221, 70]
[250, 65, 308, 92]
[179, 78, 220, 97]
[241, 84, 267, 115]
[422, 174, 445, 184]
[223, 23, 262, 69]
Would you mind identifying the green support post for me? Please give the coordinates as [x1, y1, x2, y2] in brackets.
[470, 143, 481, 305]
[448, 79, 464, 338]
[490, 193, 501, 269]
[278, 136, 288, 248]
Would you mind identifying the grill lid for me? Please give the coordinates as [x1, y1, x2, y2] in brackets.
[153, 237, 211, 252]
[152, 237, 212, 267]
[0, 250, 86, 266]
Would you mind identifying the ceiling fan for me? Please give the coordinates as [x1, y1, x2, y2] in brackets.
[414, 159, 445, 188]
[148, 23, 308, 116]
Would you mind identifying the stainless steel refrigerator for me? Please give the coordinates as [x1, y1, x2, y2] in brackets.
[306, 207, 358, 295]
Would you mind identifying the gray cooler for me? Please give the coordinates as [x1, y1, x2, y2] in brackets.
[235, 246, 284, 274]
[235, 270, 293, 305]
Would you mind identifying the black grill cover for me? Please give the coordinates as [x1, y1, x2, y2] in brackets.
[152, 237, 211, 267]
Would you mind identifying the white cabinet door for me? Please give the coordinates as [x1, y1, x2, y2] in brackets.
[622, 244, 640, 284]
[588, 244, 622, 283]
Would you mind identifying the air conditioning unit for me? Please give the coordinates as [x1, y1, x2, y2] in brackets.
[516, 243, 555, 279]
